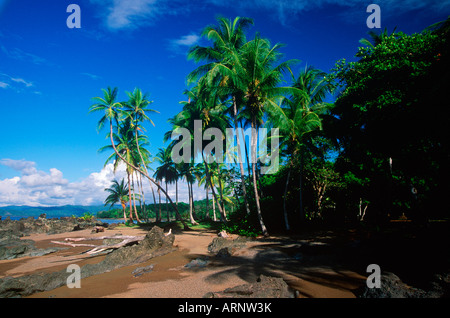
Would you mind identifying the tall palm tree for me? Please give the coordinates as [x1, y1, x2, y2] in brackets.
[266, 66, 334, 229]
[188, 16, 254, 216]
[154, 147, 178, 222]
[104, 179, 129, 221]
[215, 35, 300, 236]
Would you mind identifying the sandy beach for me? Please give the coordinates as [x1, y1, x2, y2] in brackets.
[0, 225, 368, 298]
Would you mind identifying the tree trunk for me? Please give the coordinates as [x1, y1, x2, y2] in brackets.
[283, 167, 291, 231]
[298, 153, 304, 222]
[120, 200, 127, 222]
[128, 124, 188, 229]
[216, 164, 226, 220]
[158, 181, 162, 222]
[175, 179, 180, 221]
[212, 193, 217, 221]
[127, 172, 134, 223]
[202, 153, 226, 222]
[251, 119, 268, 236]
[233, 96, 251, 215]
[166, 181, 170, 222]
[188, 180, 198, 225]
[205, 186, 210, 220]
[131, 172, 141, 223]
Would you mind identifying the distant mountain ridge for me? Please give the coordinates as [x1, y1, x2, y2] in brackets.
[0, 205, 111, 218]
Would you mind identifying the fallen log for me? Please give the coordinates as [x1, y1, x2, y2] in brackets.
[51, 235, 145, 255]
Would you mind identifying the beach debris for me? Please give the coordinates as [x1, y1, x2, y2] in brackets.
[51, 234, 145, 255]
[132, 264, 154, 277]
[91, 226, 105, 233]
[218, 230, 229, 238]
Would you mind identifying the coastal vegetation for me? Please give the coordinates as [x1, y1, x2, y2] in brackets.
[90, 16, 449, 237]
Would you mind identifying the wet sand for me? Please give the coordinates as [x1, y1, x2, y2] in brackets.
[0, 227, 366, 298]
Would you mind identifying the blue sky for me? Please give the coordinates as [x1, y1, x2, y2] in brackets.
[0, 0, 448, 207]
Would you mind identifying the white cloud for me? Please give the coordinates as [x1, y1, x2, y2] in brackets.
[0, 159, 204, 207]
[167, 33, 200, 55]
[0, 73, 36, 93]
[90, 0, 159, 30]
[172, 34, 200, 46]
[90, 0, 190, 31]
[10, 77, 33, 87]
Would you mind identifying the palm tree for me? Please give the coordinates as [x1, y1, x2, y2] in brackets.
[188, 16, 254, 216]
[104, 179, 129, 221]
[218, 35, 299, 236]
[266, 66, 334, 229]
[154, 147, 178, 222]
[99, 117, 145, 223]
[89, 87, 190, 229]
[164, 84, 229, 222]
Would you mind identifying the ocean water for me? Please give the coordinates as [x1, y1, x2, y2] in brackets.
[1, 216, 123, 225]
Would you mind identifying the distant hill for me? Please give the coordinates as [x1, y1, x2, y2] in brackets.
[0, 205, 112, 218]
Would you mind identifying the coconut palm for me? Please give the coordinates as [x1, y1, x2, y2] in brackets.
[154, 147, 178, 222]
[104, 179, 129, 220]
[90, 87, 189, 229]
[188, 16, 254, 216]
[164, 84, 229, 222]
[266, 66, 334, 229]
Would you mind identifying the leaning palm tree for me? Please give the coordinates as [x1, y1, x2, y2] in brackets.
[89, 87, 190, 229]
[104, 179, 129, 221]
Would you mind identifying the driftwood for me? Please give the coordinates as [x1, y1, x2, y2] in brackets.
[51, 229, 174, 256]
[51, 235, 145, 255]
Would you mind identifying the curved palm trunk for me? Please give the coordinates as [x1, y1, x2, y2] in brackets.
[127, 172, 134, 223]
[131, 172, 141, 223]
[120, 200, 127, 222]
[188, 180, 198, 224]
[251, 119, 268, 236]
[111, 120, 189, 229]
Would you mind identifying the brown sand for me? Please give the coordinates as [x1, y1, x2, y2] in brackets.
[0, 227, 366, 298]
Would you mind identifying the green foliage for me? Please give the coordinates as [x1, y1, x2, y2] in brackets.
[80, 212, 95, 221]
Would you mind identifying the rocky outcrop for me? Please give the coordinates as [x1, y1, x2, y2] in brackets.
[204, 275, 295, 298]
[0, 215, 111, 237]
[207, 236, 251, 257]
[356, 271, 449, 298]
[0, 226, 175, 298]
[0, 232, 63, 260]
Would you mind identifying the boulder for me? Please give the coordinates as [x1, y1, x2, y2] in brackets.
[204, 275, 294, 298]
[357, 272, 428, 298]
[207, 236, 250, 256]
